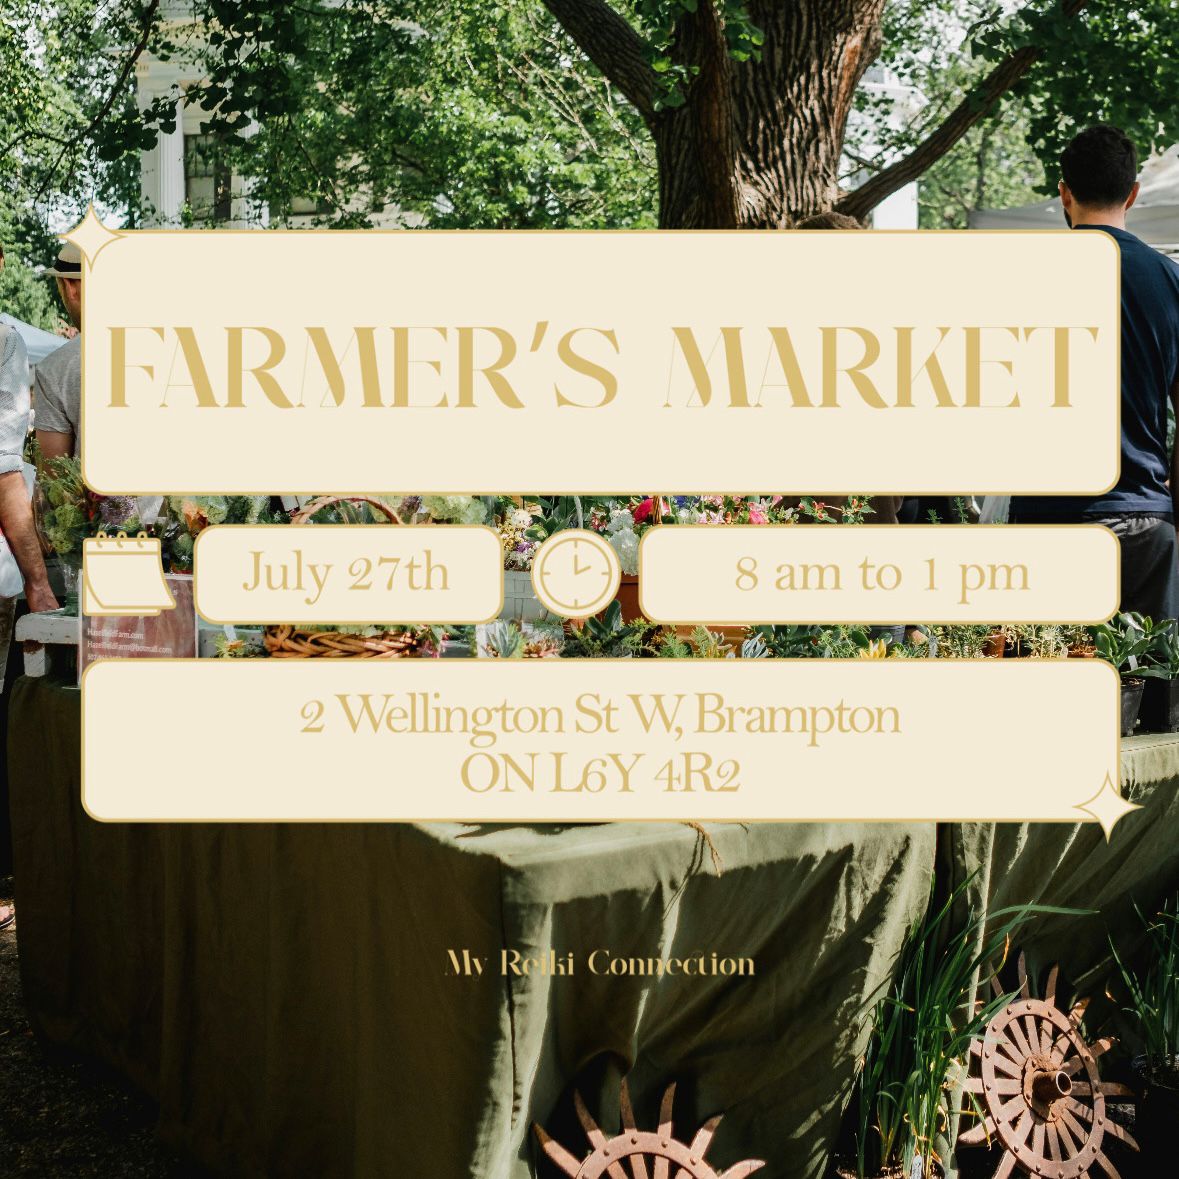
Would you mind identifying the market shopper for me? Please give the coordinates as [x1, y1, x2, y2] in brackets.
[1011, 125, 1179, 622]
[34, 242, 83, 458]
[0, 245, 61, 930]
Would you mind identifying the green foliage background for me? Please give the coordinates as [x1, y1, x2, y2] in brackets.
[1, 0, 1178, 246]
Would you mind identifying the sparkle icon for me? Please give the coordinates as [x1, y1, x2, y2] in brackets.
[60, 205, 123, 270]
[1075, 772, 1141, 840]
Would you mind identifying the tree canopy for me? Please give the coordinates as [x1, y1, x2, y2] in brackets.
[2, 0, 1178, 235]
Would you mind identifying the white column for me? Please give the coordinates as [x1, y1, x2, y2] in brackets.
[137, 81, 163, 221]
[157, 99, 187, 224]
[137, 92, 186, 226]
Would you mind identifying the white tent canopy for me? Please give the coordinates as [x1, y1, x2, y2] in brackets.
[0, 313, 69, 366]
[969, 145, 1179, 251]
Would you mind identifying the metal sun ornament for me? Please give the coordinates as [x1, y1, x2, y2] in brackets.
[533, 1079, 765, 1179]
[958, 954, 1138, 1179]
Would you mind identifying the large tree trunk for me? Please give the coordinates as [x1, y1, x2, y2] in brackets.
[544, 0, 1087, 230]
[656, 0, 886, 228]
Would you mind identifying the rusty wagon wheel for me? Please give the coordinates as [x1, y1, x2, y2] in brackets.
[534, 1080, 765, 1179]
[958, 955, 1138, 1179]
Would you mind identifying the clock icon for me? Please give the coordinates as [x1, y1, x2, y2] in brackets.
[531, 530, 622, 619]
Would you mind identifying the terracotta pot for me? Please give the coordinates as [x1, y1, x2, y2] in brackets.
[983, 631, 1006, 659]
[614, 574, 643, 622]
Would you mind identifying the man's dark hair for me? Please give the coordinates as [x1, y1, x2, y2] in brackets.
[793, 210, 864, 230]
[1061, 124, 1138, 207]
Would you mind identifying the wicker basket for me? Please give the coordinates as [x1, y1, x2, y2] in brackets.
[263, 495, 429, 659]
[288, 494, 403, 527]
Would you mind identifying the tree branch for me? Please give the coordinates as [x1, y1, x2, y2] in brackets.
[539, 0, 658, 126]
[836, 0, 1090, 220]
[34, 0, 163, 203]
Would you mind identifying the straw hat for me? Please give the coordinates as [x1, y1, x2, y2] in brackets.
[45, 241, 82, 279]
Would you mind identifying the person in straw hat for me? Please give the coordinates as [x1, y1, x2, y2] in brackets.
[34, 241, 83, 459]
[0, 243, 61, 930]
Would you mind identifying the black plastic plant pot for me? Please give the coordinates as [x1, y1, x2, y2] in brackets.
[1120, 677, 1145, 737]
[1132, 1054, 1179, 1167]
[1139, 676, 1179, 733]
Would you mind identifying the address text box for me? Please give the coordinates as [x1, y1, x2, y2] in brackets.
[82, 659, 1120, 825]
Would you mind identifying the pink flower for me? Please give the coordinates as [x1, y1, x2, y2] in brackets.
[748, 504, 769, 525]
[633, 498, 655, 524]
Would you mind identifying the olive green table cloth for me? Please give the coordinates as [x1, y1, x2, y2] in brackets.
[9, 676, 1179, 1178]
[10, 676, 932, 1178]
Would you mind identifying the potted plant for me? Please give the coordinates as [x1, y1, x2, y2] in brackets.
[1011, 624, 1068, 659]
[497, 502, 546, 622]
[1094, 613, 1159, 736]
[598, 500, 649, 620]
[1138, 622, 1179, 733]
[1062, 625, 1097, 658]
[1108, 895, 1179, 1169]
[849, 876, 1084, 1179]
[558, 600, 653, 658]
[476, 619, 562, 658]
[931, 624, 996, 660]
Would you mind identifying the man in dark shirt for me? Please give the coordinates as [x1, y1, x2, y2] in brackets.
[1012, 124, 1179, 623]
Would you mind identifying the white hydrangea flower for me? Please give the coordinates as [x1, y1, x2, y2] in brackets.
[509, 507, 533, 529]
[607, 509, 635, 534]
[609, 528, 639, 574]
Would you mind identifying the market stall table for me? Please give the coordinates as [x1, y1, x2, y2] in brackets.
[11, 676, 1179, 1177]
[10, 675, 933, 1179]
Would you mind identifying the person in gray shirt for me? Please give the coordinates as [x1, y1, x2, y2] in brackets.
[33, 333, 80, 458]
[34, 243, 83, 459]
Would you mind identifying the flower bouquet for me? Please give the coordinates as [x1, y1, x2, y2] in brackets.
[34, 451, 150, 567]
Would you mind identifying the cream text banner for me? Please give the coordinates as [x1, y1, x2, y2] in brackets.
[74, 219, 1120, 495]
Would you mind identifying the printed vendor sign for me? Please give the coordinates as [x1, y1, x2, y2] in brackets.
[79, 574, 197, 678]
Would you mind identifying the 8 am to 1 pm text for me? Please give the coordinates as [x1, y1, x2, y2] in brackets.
[734, 554, 1027, 606]
[639, 525, 1118, 625]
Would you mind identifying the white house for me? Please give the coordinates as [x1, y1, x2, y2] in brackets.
[136, 7, 919, 230]
[135, 2, 416, 228]
[852, 64, 921, 230]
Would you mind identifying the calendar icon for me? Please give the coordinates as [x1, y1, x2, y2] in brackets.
[82, 531, 176, 617]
